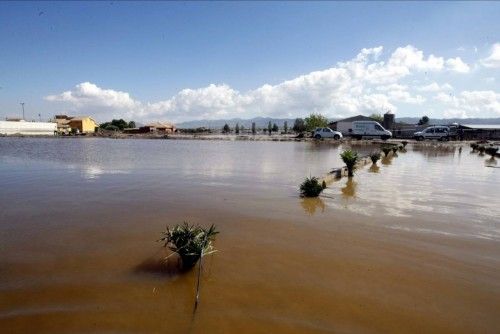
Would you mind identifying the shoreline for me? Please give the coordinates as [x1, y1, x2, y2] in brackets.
[0, 132, 485, 145]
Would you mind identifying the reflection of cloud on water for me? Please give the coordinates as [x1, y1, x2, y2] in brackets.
[82, 166, 129, 180]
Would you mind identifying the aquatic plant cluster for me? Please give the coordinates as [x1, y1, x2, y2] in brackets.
[159, 223, 218, 269]
[370, 152, 381, 164]
[300, 176, 326, 197]
[471, 142, 498, 158]
[340, 149, 359, 177]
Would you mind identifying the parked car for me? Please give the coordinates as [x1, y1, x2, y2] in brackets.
[313, 127, 343, 140]
[349, 121, 392, 140]
[414, 126, 451, 141]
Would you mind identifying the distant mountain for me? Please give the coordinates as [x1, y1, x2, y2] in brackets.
[176, 117, 297, 129]
[177, 116, 500, 129]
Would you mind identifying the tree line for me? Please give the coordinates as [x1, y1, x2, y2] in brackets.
[221, 113, 331, 134]
[99, 119, 136, 131]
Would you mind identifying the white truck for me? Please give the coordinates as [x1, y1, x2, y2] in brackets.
[349, 121, 392, 140]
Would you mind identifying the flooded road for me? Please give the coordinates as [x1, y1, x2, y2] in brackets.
[1, 138, 499, 333]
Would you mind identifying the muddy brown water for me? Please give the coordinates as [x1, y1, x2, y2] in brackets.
[1, 138, 499, 333]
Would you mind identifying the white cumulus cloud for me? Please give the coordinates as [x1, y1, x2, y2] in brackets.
[45, 44, 496, 122]
[480, 43, 500, 68]
[434, 90, 500, 117]
[417, 82, 453, 92]
[445, 57, 470, 73]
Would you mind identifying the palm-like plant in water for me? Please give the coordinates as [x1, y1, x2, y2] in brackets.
[159, 223, 218, 269]
[478, 146, 486, 155]
[370, 152, 381, 164]
[485, 146, 498, 159]
[381, 146, 391, 157]
[401, 141, 408, 148]
[300, 176, 325, 197]
[340, 149, 359, 177]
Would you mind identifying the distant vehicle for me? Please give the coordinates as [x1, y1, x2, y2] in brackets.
[414, 125, 451, 141]
[349, 121, 392, 140]
[313, 127, 343, 140]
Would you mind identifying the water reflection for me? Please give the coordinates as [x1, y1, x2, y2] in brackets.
[381, 156, 392, 165]
[485, 157, 497, 167]
[341, 178, 357, 198]
[412, 144, 456, 158]
[368, 165, 380, 173]
[300, 197, 326, 216]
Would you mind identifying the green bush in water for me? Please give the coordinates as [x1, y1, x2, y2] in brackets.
[340, 149, 359, 177]
[382, 146, 392, 157]
[370, 152, 381, 164]
[401, 141, 408, 148]
[478, 146, 486, 154]
[300, 176, 325, 197]
[391, 146, 398, 153]
[159, 223, 218, 269]
[470, 143, 479, 151]
[485, 146, 498, 158]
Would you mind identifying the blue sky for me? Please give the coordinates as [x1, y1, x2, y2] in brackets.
[0, 1, 499, 122]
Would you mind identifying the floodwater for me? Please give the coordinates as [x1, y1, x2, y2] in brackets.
[1, 137, 499, 333]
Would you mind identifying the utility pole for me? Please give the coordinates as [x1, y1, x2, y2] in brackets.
[20, 102, 25, 120]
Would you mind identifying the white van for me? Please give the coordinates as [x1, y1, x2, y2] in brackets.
[350, 121, 392, 140]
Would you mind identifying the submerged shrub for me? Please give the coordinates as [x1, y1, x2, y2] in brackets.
[478, 146, 486, 154]
[381, 146, 392, 157]
[471, 143, 479, 151]
[392, 146, 398, 153]
[300, 176, 325, 197]
[340, 149, 359, 177]
[485, 146, 498, 158]
[370, 152, 381, 164]
[159, 223, 218, 269]
[401, 141, 408, 148]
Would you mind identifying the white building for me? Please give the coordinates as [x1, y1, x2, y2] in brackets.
[0, 120, 57, 136]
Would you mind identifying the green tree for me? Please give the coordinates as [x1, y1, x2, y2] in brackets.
[251, 122, 256, 135]
[268, 121, 272, 135]
[292, 118, 306, 133]
[369, 113, 383, 123]
[284, 121, 288, 134]
[99, 119, 130, 131]
[111, 119, 129, 130]
[418, 116, 430, 125]
[128, 121, 136, 128]
[240, 124, 245, 131]
[272, 123, 279, 132]
[304, 113, 328, 131]
[222, 123, 230, 133]
[235, 123, 240, 134]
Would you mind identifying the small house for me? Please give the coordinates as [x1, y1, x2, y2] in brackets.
[141, 121, 176, 133]
[69, 116, 98, 134]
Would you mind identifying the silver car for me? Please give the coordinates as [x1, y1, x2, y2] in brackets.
[414, 126, 450, 141]
[313, 127, 343, 140]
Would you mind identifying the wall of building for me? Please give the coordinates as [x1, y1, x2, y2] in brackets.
[82, 118, 97, 133]
[69, 118, 97, 133]
[0, 121, 57, 136]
